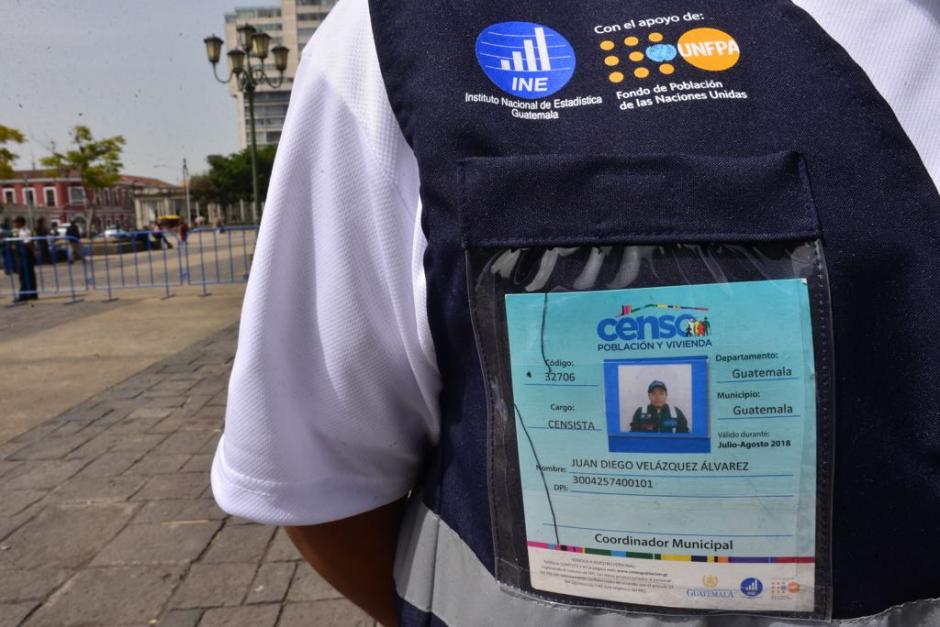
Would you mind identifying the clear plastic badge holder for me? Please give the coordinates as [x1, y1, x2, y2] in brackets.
[461, 153, 834, 620]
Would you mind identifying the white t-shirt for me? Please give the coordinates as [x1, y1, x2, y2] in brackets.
[211, 0, 940, 525]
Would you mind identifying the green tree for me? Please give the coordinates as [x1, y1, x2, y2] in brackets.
[40, 125, 125, 233]
[188, 173, 221, 206]
[0, 124, 25, 180]
[190, 146, 276, 222]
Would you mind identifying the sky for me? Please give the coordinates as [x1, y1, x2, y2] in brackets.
[0, 0, 268, 184]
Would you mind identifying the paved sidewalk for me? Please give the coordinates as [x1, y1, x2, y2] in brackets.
[0, 325, 377, 627]
[0, 285, 246, 445]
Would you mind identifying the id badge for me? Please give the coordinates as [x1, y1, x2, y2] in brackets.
[506, 278, 817, 613]
[462, 152, 834, 620]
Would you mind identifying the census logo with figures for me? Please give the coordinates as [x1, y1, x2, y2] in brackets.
[475, 22, 576, 99]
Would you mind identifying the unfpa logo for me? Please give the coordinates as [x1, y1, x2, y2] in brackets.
[475, 22, 576, 99]
[600, 27, 740, 83]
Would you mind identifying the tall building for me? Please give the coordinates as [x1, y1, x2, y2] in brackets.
[224, 0, 337, 149]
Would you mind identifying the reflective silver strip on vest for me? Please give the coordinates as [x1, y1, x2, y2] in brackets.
[395, 499, 940, 626]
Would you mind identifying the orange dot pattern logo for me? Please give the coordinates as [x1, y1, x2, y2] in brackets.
[600, 26, 739, 82]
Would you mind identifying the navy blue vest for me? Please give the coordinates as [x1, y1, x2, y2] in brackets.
[370, 1, 940, 622]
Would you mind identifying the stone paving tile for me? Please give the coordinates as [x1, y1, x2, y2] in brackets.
[49, 421, 92, 437]
[104, 386, 145, 400]
[178, 393, 214, 412]
[0, 570, 72, 603]
[190, 406, 225, 421]
[108, 432, 169, 453]
[134, 472, 209, 500]
[0, 602, 37, 627]
[120, 374, 166, 389]
[132, 499, 226, 524]
[149, 418, 191, 434]
[73, 450, 142, 478]
[180, 453, 215, 474]
[264, 528, 301, 563]
[0, 503, 137, 570]
[92, 397, 141, 413]
[129, 407, 176, 420]
[50, 474, 148, 503]
[245, 562, 296, 605]
[170, 562, 257, 609]
[145, 396, 189, 410]
[0, 507, 41, 544]
[180, 454, 214, 473]
[166, 372, 203, 382]
[106, 415, 165, 435]
[55, 400, 103, 424]
[126, 453, 191, 476]
[156, 379, 199, 392]
[0, 443, 24, 462]
[151, 431, 216, 456]
[63, 433, 117, 460]
[198, 604, 280, 627]
[156, 609, 203, 627]
[158, 363, 201, 375]
[5, 424, 59, 448]
[0, 490, 46, 518]
[180, 417, 225, 433]
[277, 601, 375, 627]
[2, 460, 87, 490]
[202, 524, 275, 564]
[197, 432, 222, 455]
[286, 564, 345, 602]
[23, 565, 185, 626]
[142, 387, 194, 400]
[207, 390, 227, 406]
[91, 520, 222, 566]
[0, 460, 21, 478]
[7, 433, 95, 461]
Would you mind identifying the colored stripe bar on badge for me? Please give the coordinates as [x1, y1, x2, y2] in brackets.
[527, 541, 815, 564]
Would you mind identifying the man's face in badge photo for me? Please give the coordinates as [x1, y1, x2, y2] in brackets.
[648, 386, 668, 409]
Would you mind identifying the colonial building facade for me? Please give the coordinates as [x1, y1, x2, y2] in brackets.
[0, 170, 178, 233]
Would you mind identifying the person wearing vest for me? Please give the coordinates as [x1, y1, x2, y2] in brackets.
[212, 1, 940, 625]
[631, 380, 689, 433]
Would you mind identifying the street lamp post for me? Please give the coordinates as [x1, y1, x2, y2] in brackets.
[203, 26, 289, 221]
[182, 158, 192, 224]
[153, 159, 194, 224]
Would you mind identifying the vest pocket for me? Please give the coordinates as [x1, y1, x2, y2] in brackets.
[460, 152, 834, 620]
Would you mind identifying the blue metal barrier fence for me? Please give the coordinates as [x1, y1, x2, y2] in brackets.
[1, 226, 257, 304]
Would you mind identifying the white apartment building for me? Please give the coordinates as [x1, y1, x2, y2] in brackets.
[223, 0, 337, 148]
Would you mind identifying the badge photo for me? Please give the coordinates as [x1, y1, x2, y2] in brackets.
[604, 355, 710, 453]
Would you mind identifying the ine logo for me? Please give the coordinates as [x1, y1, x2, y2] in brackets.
[740, 577, 764, 598]
[475, 22, 576, 99]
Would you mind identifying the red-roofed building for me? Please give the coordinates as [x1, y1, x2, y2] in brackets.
[0, 170, 179, 234]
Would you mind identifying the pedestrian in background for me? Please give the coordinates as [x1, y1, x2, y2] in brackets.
[34, 217, 51, 265]
[11, 216, 38, 302]
[65, 222, 82, 263]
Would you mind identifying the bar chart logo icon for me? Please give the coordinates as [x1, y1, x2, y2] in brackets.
[475, 22, 576, 99]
